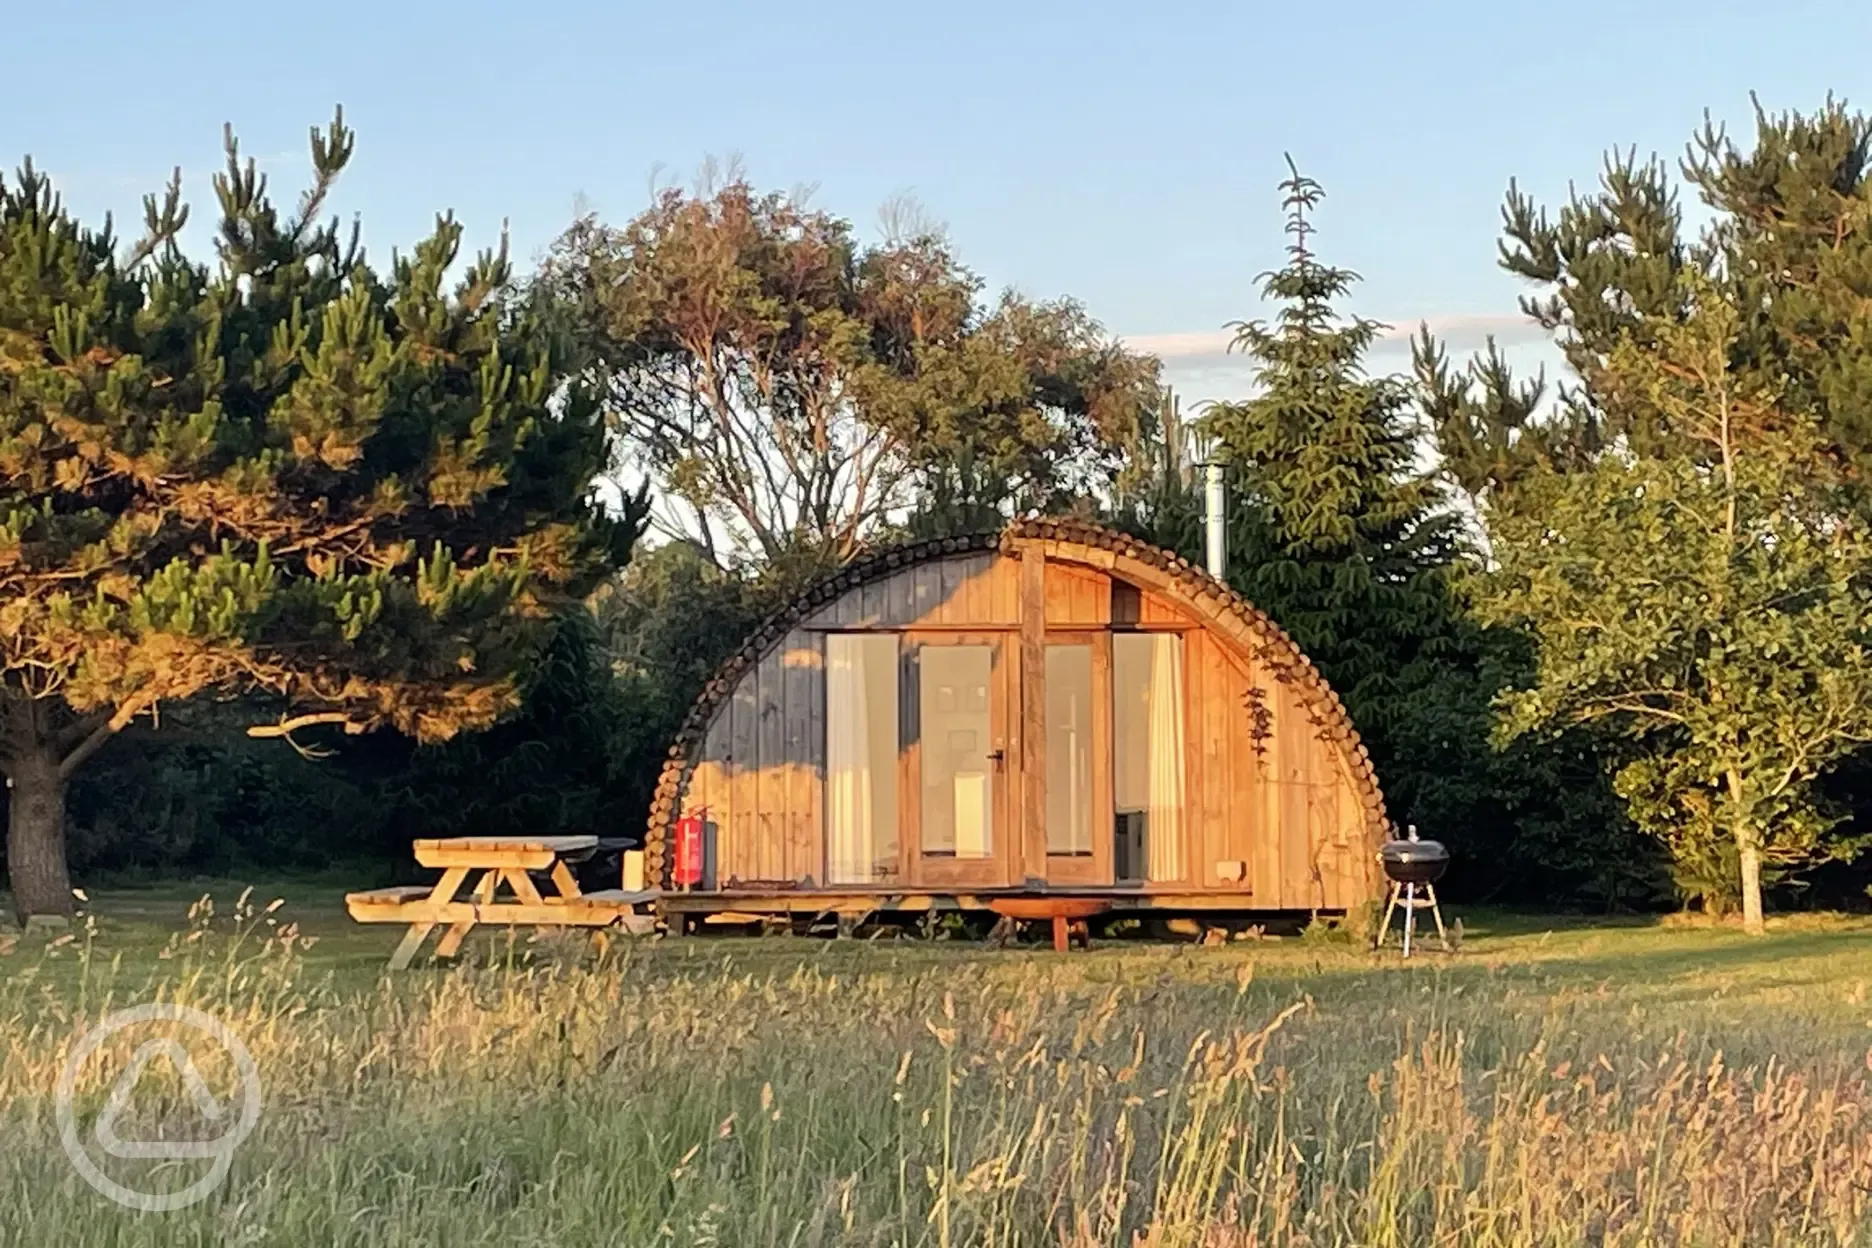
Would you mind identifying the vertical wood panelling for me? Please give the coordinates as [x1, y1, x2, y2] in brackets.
[1234, 655, 1256, 893]
[756, 648, 787, 884]
[1197, 633, 1232, 891]
[1044, 564, 1111, 626]
[938, 556, 965, 625]
[803, 556, 1019, 629]
[1309, 778, 1345, 909]
[1184, 632, 1209, 884]
[1020, 549, 1047, 883]
[859, 575, 890, 626]
[1140, 590, 1192, 627]
[1254, 674, 1288, 908]
[968, 554, 997, 622]
[894, 565, 919, 624]
[726, 670, 757, 884]
[911, 564, 941, 623]
[681, 709, 732, 886]
[1277, 686, 1314, 910]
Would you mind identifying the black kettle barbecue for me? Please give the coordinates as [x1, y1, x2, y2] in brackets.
[1374, 825, 1450, 956]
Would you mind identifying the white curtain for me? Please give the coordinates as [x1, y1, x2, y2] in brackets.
[1146, 633, 1186, 882]
[825, 637, 873, 884]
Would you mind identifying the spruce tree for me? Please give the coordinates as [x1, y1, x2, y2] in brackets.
[0, 113, 640, 921]
[1200, 162, 1481, 832]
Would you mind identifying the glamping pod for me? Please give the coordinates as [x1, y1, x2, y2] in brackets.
[645, 519, 1388, 927]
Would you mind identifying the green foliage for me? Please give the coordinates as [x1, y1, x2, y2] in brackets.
[358, 608, 644, 845]
[0, 111, 642, 915]
[594, 541, 774, 832]
[1481, 285, 1872, 924]
[1123, 163, 1650, 908]
[538, 176, 1160, 567]
[1491, 96, 1872, 474]
[1426, 99, 1872, 925]
[66, 730, 394, 878]
[1191, 167, 1515, 863]
[1, 109, 633, 740]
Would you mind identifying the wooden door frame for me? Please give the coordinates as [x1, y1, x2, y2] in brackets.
[900, 630, 1017, 889]
[1036, 630, 1114, 887]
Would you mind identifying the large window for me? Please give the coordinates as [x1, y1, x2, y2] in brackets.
[1112, 633, 1187, 882]
[1045, 644, 1094, 856]
[825, 634, 899, 883]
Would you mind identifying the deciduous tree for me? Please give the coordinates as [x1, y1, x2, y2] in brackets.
[1484, 284, 1872, 933]
[539, 177, 1159, 568]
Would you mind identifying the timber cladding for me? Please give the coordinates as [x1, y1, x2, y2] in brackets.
[644, 519, 1388, 913]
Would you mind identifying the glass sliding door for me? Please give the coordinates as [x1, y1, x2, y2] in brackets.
[919, 645, 994, 858]
[824, 634, 900, 885]
[1113, 632, 1187, 883]
[1045, 644, 1094, 858]
[908, 635, 1009, 887]
[1043, 636, 1114, 887]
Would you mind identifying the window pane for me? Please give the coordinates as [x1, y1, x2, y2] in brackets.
[825, 634, 899, 884]
[1112, 633, 1186, 882]
[1045, 644, 1093, 856]
[918, 645, 994, 858]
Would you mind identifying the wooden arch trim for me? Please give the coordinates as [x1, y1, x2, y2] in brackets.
[640, 517, 1390, 887]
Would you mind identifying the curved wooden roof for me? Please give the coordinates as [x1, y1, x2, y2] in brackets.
[642, 517, 1389, 884]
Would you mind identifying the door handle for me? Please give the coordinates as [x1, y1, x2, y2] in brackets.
[986, 749, 1005, 763]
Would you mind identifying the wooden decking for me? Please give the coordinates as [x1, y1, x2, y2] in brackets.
[657, 885, 1291, 917]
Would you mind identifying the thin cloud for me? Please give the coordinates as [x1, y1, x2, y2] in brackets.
[1125, 312, 1549, 360]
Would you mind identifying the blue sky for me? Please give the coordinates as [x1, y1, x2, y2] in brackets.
[7, 0, 1869, 405]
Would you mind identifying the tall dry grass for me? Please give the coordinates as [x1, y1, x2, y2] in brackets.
[1, 896, 1870, 1245]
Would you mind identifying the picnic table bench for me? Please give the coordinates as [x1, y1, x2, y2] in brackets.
[347, 835, 659, 968]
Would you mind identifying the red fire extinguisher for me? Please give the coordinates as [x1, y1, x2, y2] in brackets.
[673, 809, 709, 889]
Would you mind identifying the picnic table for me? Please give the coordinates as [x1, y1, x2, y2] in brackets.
[346, 836, 659, 968]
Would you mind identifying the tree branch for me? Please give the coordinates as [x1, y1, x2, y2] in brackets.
[58, 717, 120, 781]
[247, 712, 370, 739]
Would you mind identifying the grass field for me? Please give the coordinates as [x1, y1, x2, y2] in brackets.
[3, 881, 1872, 1246]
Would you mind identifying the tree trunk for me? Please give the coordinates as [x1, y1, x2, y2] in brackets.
[1725, 767, 1765, 937]
[5, 751, 75, 924]
[1736, 837, 1765, 936]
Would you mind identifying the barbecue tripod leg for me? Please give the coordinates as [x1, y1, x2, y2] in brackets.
[1374, 883, 1401, 950]
[1425, 884, 1449, 949]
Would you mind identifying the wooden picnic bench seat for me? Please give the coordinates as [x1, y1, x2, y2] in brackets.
[573, 889, 660, 907]
[346, 885, 433, 906]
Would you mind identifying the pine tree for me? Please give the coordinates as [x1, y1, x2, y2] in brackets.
[1425, 96, 1872, 484]
[1200, 161, 1482, 831]
[0, 112, 643, 921]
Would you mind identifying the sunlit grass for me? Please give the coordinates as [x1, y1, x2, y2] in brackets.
[3, 887, 1871, 1245]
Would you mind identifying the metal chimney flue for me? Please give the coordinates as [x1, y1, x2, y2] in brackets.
[1203, 458, 1226, 582]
